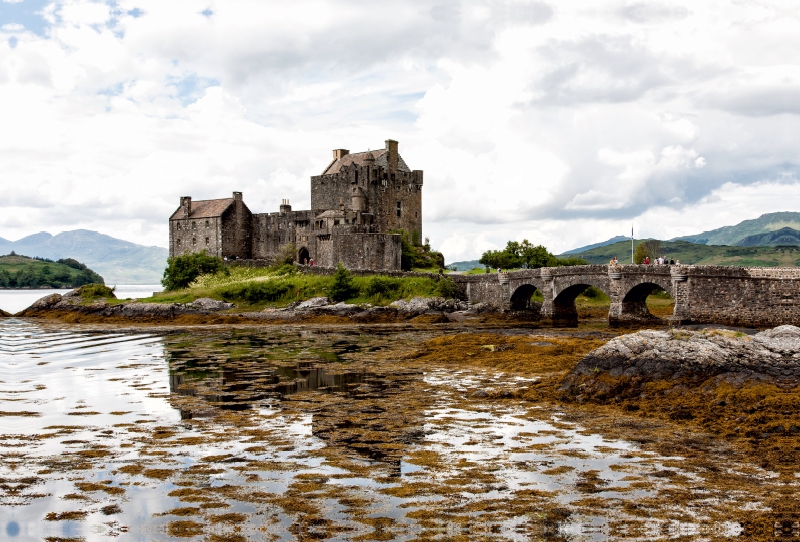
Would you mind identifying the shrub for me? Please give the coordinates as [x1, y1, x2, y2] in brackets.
[328, 262, 356, 302]
[162, 251, 228, 291]
[218, 281, 291, 303]
[435, 277, 466, 300]
[364, 276, 400, 298]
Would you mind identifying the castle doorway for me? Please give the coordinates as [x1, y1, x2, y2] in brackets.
[298, 247, 310, 265]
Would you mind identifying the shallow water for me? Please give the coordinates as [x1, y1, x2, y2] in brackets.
[0, 285, 163, 314]
[0, 319, 770, 540]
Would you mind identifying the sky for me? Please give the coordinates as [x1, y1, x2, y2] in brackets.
[0, 0, 798, 261]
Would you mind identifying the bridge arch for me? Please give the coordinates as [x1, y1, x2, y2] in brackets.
[618, 281, 674, 323]
[510, 283, 541, 311]
[551, 281, 611, 327]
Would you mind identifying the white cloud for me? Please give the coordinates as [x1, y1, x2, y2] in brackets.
[0, 0, 798, 264]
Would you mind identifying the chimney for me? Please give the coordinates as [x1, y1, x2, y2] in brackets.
[233, 191, 243, 202]
[280, 198, 292, 214]
[180, 196, 192, 219]
[333, 149, 349, 161]
[385, 139, 398, 171]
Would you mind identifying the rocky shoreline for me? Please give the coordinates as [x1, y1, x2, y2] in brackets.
[13, 291, 502, 324]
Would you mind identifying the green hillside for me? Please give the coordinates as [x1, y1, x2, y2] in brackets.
[0, 255, 105, 288]
[671, 211, 800, 246]
[0, 230, 167, 284]
[565, 240, 800, 267]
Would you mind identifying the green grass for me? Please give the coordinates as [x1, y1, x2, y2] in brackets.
[140, 266, 456, 311]
[563, 240, 800, 267]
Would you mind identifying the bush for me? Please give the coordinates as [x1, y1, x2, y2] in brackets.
[218, 281, 291, 303]
[435, 277, 466, 300]
[364, 276, 400, 298]
[328, 262, 356, 302]
[162, 251, 228, 291]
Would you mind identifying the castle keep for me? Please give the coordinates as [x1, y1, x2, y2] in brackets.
[169, 139, 422, 271]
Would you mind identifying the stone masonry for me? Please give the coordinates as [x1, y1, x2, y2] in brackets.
[449, 264, 800, 328]
[169, 139, 422, 271]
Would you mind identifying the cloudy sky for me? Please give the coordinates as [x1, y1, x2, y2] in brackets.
[1, 0, 798, 261]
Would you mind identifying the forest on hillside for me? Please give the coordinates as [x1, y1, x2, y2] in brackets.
[0, 254, 105, 288]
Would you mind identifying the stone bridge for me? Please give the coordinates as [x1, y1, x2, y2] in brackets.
[450, 265, 800, 328]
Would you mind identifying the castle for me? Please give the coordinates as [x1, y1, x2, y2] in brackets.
[169, 139, 423, 271]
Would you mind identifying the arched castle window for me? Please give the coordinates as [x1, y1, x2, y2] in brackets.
[396, 201, 402, 218]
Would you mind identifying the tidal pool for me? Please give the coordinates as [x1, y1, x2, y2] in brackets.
[0, 319, 778, 541]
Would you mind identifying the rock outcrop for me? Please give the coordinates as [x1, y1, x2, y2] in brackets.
[390, 297, 470, 314]
[187, 298, 235, 311]
[561, 326, 800, 398]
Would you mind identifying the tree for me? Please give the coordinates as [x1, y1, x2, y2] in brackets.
[480, 240, 587, 270]
[328, 262, 356, 302]
[162, 251, 228, 291]
[274, 243, 296, 267]
[634, 243, 648, 264]
[641, 240, 662, 261]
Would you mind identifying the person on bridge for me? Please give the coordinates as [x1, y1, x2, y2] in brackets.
[643, 256, 650, 265]
[670, 258, 675, 265]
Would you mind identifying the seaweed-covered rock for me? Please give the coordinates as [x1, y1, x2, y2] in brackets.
[561, 326, 800, 398]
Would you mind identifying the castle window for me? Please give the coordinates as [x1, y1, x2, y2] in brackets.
[391, 174, 395, 182]
[205, 220, 209, 227]
[205, 237, 209, 245]
[176, 239, 181, 246]
[192, 238, 197, 246]
[176, 223, 181, 230]
[192, 222, 196, 229]
[396, 201, 402, 218]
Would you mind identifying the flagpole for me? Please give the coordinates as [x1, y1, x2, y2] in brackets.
[631, 225, 634, 264]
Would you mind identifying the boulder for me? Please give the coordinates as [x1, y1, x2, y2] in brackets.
[295, 297, 331, 310]
[188, 298, 235, 311]
[28, 293, 63, 310]
[390, 297, 470, 314]
[562, 326, 800, 396]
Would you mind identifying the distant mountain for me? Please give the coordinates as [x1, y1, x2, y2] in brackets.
[1, 230, 167, 284]
[562, 235, 630, 255]
[566, 239, 800, 267]
[671, 212, 800, 246]
[737, 227, 800, 247]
